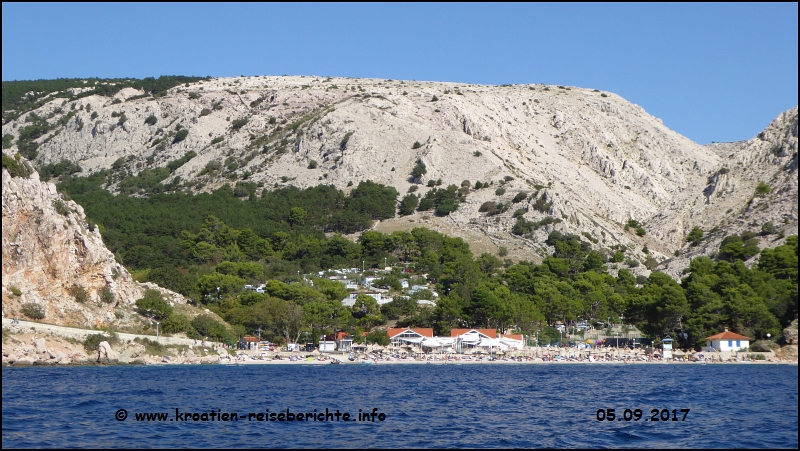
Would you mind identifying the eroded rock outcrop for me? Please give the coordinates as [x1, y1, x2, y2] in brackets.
[97, 341, 120, 362]
[784, 319, 798, 346]
[2, 163, 143, 327]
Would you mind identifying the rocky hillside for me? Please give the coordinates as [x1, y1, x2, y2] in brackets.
[2, 158, 143, 327]
[657, 108, 798, 278]
[2, 76, 797, 271]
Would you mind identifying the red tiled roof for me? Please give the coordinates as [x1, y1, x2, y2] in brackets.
[705, 331, 750, 341]
[500, 333, 523, 341]
[387, 328, 434, 338]
[242, 337, 259, 342]
[450, 328, 497, 338]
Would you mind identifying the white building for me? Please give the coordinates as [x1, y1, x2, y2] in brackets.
[378, 296, 393, 305]
[704, 329, 750, 352]
[387, 328, 434, 347]
[408, 285, 430, 295]
[336, 337, 353, 352]
[344, 280, 359, 290]
[319, 340, 336, 352]
[342, 294, 357, 307]
[342, 291, 386, 307]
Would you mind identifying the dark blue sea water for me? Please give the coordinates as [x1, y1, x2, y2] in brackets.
[2, 364, 797, 448]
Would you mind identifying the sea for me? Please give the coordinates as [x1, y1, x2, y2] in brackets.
[2, 364, 797, 448]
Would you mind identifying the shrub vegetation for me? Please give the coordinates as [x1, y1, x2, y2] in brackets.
[21, 303, 45, 320]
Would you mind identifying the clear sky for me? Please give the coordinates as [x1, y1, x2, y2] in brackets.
[2, 3, 797, 144]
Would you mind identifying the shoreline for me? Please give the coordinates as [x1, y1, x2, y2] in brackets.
[4, 325, 796, 368]
[4, 358, 796, 367]
[227, 359, 798, 366]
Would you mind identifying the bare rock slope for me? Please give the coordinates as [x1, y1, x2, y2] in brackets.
[3, 76, 797, 272]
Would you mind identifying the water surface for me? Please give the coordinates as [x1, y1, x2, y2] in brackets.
[2, 364, 797, 448]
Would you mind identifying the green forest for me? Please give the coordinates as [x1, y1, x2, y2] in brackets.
[49, 172, 798, 350]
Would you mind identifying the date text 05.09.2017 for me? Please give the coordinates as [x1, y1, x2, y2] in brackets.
[596, 408, 690, 422]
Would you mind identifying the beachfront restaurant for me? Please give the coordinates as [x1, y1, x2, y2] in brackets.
[387, 328, 434, 348]
[419, 337, 457, 353]
[463, 330, 524, 354]
[448, 329, 506, 354]
[387, 328, 525, 355]
[498, 333, 525, 350]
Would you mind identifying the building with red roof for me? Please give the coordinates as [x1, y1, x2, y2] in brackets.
[704, 328, 751, 352]
[450, 328, 497, 339]
[387, 328, 433, 346]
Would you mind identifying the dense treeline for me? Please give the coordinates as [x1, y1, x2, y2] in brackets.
[171, 220, 798, 350]
[59, 173, 398, 272]
[57, 174, 797, 350]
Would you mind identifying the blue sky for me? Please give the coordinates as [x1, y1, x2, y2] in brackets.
[2, 3, 797, 144]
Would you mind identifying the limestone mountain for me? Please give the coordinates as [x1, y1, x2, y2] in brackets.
[2, 76, 797, 273]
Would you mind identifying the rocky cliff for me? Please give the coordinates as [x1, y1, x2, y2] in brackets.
[2, 160, 143, 327]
